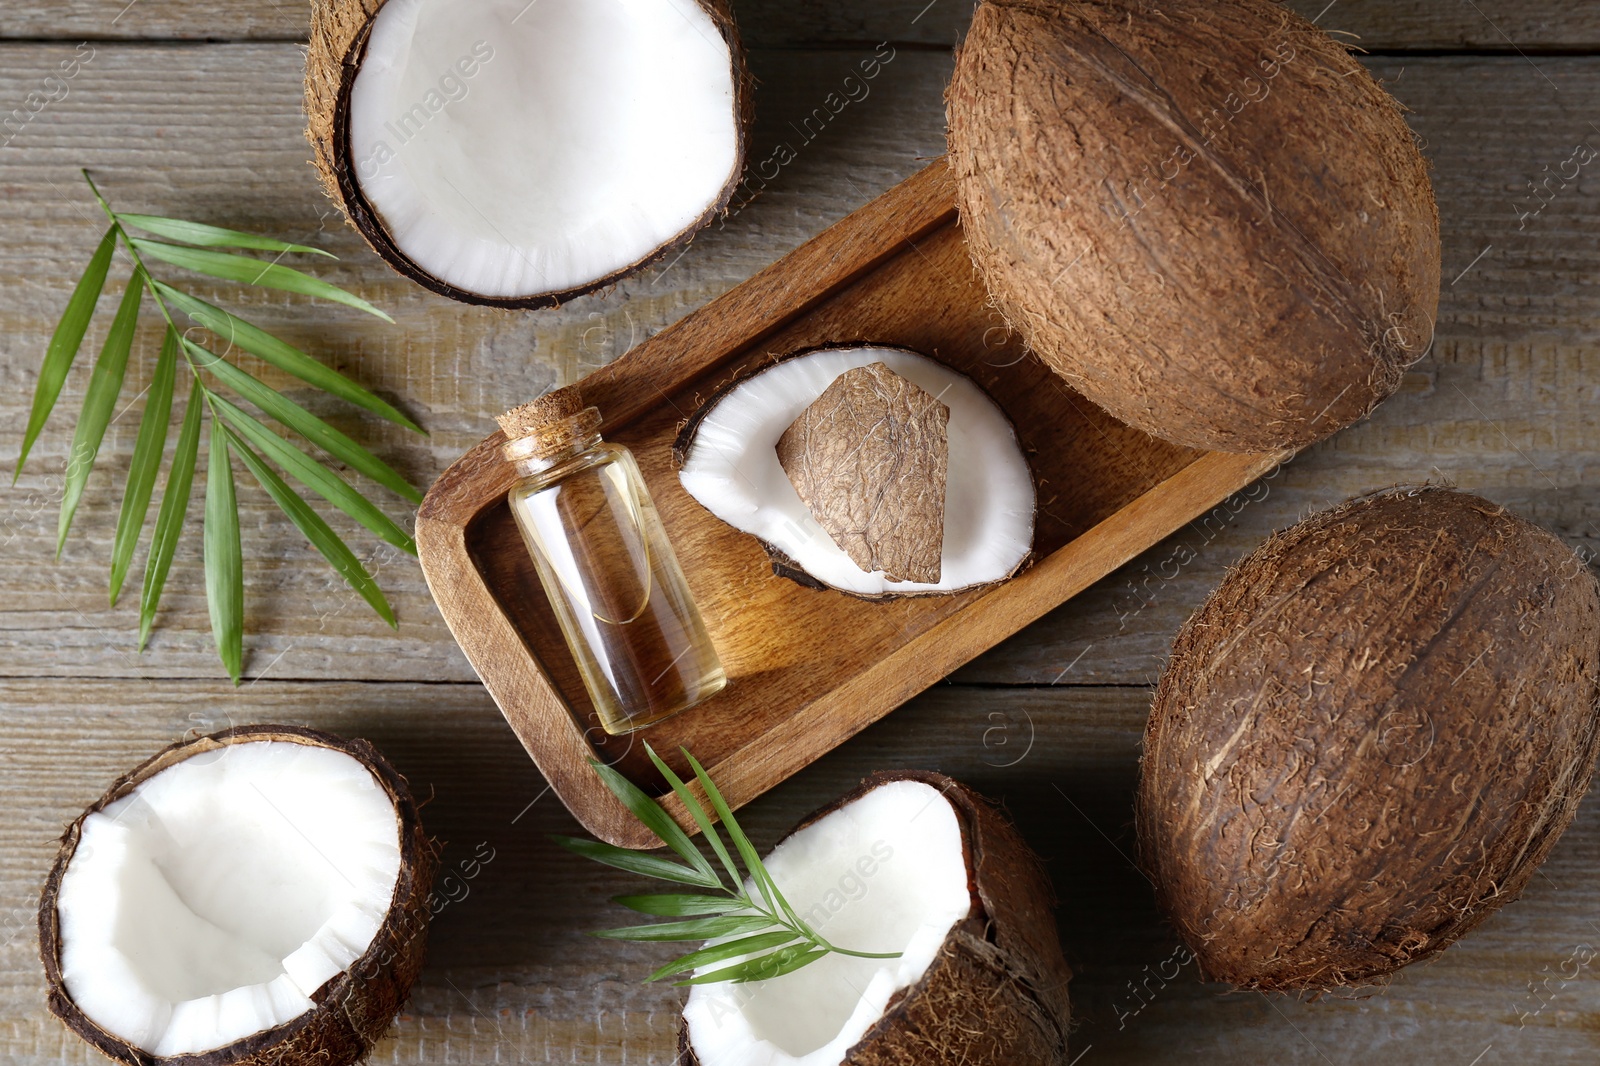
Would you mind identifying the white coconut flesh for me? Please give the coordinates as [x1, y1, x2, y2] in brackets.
[683, 780, 971, 1065]
[347, 0, 740, 299]
[53, 742, 403, 1058]
[679, 347, 1035, 595]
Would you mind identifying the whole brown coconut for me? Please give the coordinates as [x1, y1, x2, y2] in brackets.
[40, 725, 437, 1066]
[1138, 488, 1600, 990]
[947, 0, 1441, 453]
[680, 772, 1072, 1066]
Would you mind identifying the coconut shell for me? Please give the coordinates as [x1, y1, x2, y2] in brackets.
[777, 362, 950, 584]
[1137, 488, 1600, 990]
[304, 0, 753, 308]
[39, 725, 438, 1066]
[947, 0, 1441, 453]
[673, 344, 1035, 600]
[680, 771, 1072, 1066]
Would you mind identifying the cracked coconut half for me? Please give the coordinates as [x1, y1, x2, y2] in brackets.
[679, 772, 1072, 1066]
[675, 346, 1035, 597]
[307, 0, 751, 306]
[39, 726, 434, 1066]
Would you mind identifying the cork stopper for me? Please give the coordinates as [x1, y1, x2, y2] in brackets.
[497, 386, 584, 439]
[498, 385, 602, 463]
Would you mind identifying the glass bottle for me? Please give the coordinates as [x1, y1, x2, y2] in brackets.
[498, 387, 726, 735]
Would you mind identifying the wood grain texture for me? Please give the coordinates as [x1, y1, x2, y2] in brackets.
[0, 1, 1596, 50]
[5, 681, 1600, 1063]
[2, 7, 1600, 1063]
[418, 158, 1281, 846]
[4, 47, 1600, 687]
[0, 42, 953, 683]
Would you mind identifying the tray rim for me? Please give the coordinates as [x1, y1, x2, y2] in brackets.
[417, 159, 1287, 848]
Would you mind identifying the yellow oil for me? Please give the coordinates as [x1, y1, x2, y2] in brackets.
[508, 443, 725, 734]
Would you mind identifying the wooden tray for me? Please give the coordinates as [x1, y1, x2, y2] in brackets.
[416, 160, 1284, 848]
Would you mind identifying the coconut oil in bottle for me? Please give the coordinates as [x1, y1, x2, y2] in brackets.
[498, 388, 725, 735]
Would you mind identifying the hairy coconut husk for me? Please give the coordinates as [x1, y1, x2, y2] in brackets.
[947, 0, 1441, 453]
[304, 0, 754, 308]
[1138, 488, 1600, 990]
[673, 344, 1035, 600]
[680, 771, 1072, 1066]
[39, 725, 438, 1066]
[777, 362, 950, 584]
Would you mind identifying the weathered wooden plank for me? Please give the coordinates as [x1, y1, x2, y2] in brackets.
[0, 0, 1597, 50]
[3, 47, 1600, 694]
[3, 681, 1599, 1062]
[0, 42, 953, 683]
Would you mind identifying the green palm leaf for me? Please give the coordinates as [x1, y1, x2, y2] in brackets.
[17, 227, 116, 479]
[566, 749, 904, 987]
[225, 426, 396, 629]
[140, 380, 203, 649]
[685, 749, 796, 925]
[157, 283, 422, 433]
[588, 758, 718, 886]
[130, 239, 392, 321]
[204, 424, 244, 684]
[118, 214, 337, 258]
[59, 270, 144, 553]
[188, 341, 421, 505]
[612, 894, 741, 918]
[209, 395, 415, 554]
[645, 931, 802, 984]
[592, 915, 771, 943]
[110, 327, 179, 605]
[646, 744, 743, 890]
[552, 836, 721, 891]
[679, 945, 830, 987]
[42, 170, 413, 678]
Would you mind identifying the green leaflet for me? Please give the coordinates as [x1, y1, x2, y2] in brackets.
[187, 340, 422, 505]
[110, 327, 179, 605]
[552, 836, 721, 891]
[17, 227, 116, 479]
[225, 426, 396, 629]
[157, 283, 422, 433]
[612, 894, 741, 918]
[588, 757, 718, 886]
[644, 931, 802, 984]
[204, 423, 243, 684]
[118, 214, 337, 258]
[131, 239, 393, 321]
[140, 379, 203, 649]
[58, 270, 144, 553]
[591, 915, 772, 943]
[679, 945, 831, 987]
[207, 395, 415, 554]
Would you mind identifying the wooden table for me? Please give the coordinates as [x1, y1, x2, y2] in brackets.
[3, 2, 1599, 1063]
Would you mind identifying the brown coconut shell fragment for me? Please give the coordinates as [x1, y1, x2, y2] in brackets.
[1137, 488, 1600, 990]
[947, 0, 1441, 453]
[777, 363, 950, 583]
[680, 771, 1072, 1066]
[39, 725, 437, 1066]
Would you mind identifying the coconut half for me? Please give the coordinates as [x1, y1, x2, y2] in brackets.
[680, 772, 1072, 1066]
[307, 0, 751, 306]
[40, 726, 435, 1066]
[674, 346, 1036, 597]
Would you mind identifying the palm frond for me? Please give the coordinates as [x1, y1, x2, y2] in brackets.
[19, 169, 426, 681]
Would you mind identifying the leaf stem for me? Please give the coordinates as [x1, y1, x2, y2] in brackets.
[84, 171, 206, 388]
